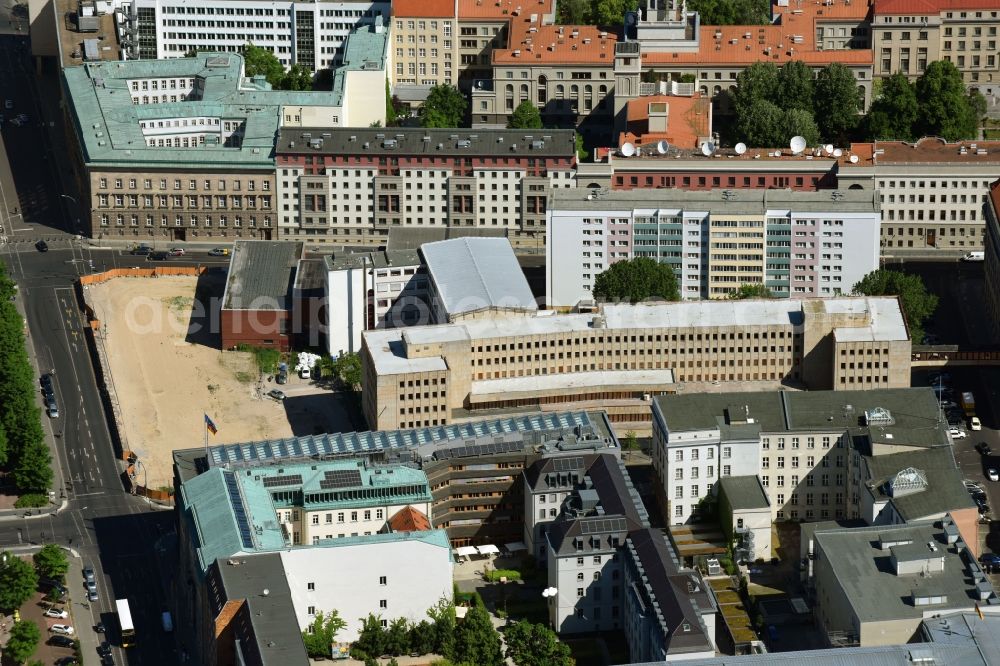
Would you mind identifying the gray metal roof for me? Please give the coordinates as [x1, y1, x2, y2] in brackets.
[275, 127, 576, 158]
[718, 476, 770, 511]
[211, 554, 309, 665]
[222, 241, 303, 311]
[422, 237, 537, 318]
[552, 187, 879, 214]
[922, 611, 1000, 661]
[865, 448, 976, 521]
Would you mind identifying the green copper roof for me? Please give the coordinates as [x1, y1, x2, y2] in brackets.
[63, 51, 349, 170]
[332, 20, 390, 102]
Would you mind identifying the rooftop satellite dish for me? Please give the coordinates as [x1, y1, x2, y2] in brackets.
[824, 144, 834, 155]
[789, 135, 807, 154]
[734, 142, 747, 155]
[656, 140, 669, 155]
[620, 142, 636, 157]
[833, 148, 844, 157]
[849, 154, 859, 164]
[701, 142, 715, 157]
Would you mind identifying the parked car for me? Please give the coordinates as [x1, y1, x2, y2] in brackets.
[130, 245, 153, 256]
[267, 389, 286, 401]
[44, 607, 69, 619]
[49, 624, 74, 635]
[989, 468, 1000, 482]
[86, 580, 97, 594]
[208, 247, 229, 256]
[970, 416, 983, 431]
[88, 588, 99, 602]
[35, 240, 48, 252]
[148, 251, 170, 261]
[83, 566, 95, 583]
[976, 442, 993, 456]
[939, 400, 958, 409]
[48, 635, 75, 647]
[949, 427, 967, 439]
[98, 641, 112, 656]
[94, 621, 106, 633]
[168, 247, 185, 256]
[980, 553, 1000, 572]
[55, 657, 79, 666]
[47, 401, 60, 418]
[40, 373, 52, 390]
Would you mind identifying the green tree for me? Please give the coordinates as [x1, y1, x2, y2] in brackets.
[866, 73, 918, 141]
[852, 269, 939, 344]
[355, 614, 387, 658]
[0, 552, 38, 611]
[507, 100, 543, 129]
[688, 0, 769, 24]
[575, 134, 589, 161]
[420, 85, 467, 128]
[556, 0, 591, 24]
[778, 60, 815, 113]
[814, 63, 860, 142]
[729, 284, 775, 299]
[503, 620, 574, 666]
[242, 43, 285, 88]
[623, 430, 639, 460]
[280, 64, 314, 91]
[408, 619, 437, 655]
[32, 545, 68, 582]
[5, 620, 41, 663]
[385, 617, 410, 656]
[593, 257, 680, 303]
[593, 0, 633, 26]
[427, 598, 456, 660]
[301, 610, 347, 658]
[385, 79, 398, 126]
[738, 100, 785, 147]
[782, 107, 821, 146]
[453, 606, 503, 666]
[733, 62, 780, 119]
[330, 353, 362, 390]
[916, 60, 980, 140]
[13, 441, 53, 493]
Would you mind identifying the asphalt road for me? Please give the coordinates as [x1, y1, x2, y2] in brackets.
[0, 31, 230, 665]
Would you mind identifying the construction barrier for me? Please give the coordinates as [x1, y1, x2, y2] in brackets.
[78, 266, 205, 286]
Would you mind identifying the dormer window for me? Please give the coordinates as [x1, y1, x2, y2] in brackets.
[682, 623, 691, 632]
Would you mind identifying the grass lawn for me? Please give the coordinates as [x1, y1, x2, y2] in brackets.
[746, 582, 784, 598]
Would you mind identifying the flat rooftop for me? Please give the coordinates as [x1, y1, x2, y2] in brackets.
[364, 298, 907, 376]
[551, 187, 878, 214]
[813, 521, 997, 623]
[421, 237, 536, 317]
[469, 369, 674, 400]
[844, 137, 1000, 168]
[222, 241, 303, 311]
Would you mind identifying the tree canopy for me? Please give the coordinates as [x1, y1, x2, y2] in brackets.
[915, 60, 982, 141]
[729, 284, 775, 299]
[420, 85, 467, 128]
[328, 353, 362, 391]
[301, 610, 347, 658]
[507, 101, 543, 129]
[33, 545, 68, 582]
[0, 552, 38, 611]
[242, 44, 285, 88]
[852, 269, 938, 343]
[5, 620, 41, 663]
[593, 257, 680, 303]
[281, 64, 314, 91]
[453, 606, 503, 666]
[503, 620, 575, 666]
[687, 0, 769, 24]
[866, 73, 918, 141]
[813, 63, 860, 142]
[778, 60, 815, 113]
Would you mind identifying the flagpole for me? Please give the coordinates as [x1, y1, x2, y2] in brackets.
[204, 414, 210, 471]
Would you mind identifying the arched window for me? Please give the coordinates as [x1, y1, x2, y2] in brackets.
[699, 85, 708, 96]
[537, 75, 548, 103]
[556, 84, 565, 98]
[520, 83, 529, 103]
[505, 84, 514, 111]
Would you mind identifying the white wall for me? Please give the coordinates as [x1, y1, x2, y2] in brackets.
[281, 534, 453, 642]
[342, 69, 386, 127]
[546, 210, 611, 309]
[546, 543, 622, 634]
[732, 506, 772, 562]
[326, 267, 365, 356]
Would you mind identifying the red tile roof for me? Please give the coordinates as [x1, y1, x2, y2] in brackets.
[459, 0, 554, 19]
[874, 0, 1000, 14]
[841, 137, 1000, 167]
[620, 94, 711, 150]
[392, 0, 455, 18]
[388, 505, 432, 532]
[493, 21, 616, 65]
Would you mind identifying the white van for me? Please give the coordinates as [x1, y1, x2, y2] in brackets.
[962, 251, 985, 262]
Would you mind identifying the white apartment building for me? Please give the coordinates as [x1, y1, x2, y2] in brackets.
[546, 188, 881, 307]
[115, 0, 389, 70]
[652, 388, 960, 527]
[281, 530, 452, 641]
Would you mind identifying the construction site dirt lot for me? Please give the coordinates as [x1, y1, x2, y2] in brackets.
[86, 275, 355, 488]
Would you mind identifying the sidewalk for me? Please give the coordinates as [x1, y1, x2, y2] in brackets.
[67, 549, 103, 662]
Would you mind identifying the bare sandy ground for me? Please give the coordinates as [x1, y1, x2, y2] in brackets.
[86, 276, 294, 488]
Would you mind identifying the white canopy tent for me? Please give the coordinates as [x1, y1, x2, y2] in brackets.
[454, 546, 478, 561]
[477, 544, 500, 556]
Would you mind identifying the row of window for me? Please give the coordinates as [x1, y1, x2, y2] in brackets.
[98, 177, 268, 192]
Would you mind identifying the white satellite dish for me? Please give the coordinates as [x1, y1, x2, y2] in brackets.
[620, 142, 636, 157]
[849, 154, 859, 164]
[789, 135, 807, 154]
[656, 140, 669, 155]
[701, 142, 715, 157]
[833, 148, 843, 157]
[824, 144, 834, 155]
[734, 142, 747, 155]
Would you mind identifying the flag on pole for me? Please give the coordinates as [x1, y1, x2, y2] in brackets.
[204, 414, 218, 436]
